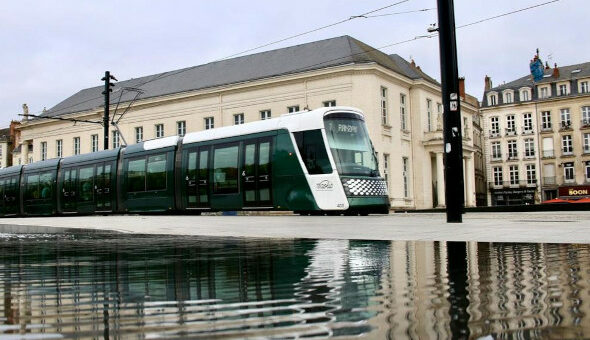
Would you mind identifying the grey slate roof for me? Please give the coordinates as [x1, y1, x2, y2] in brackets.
[41, 36, 440, 118]
[485, 61, 590, 94]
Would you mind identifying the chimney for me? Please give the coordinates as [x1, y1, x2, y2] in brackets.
[553, 63, 560, 78]
[22, 104, 29, 121]
[458, 77, 465, 99]
[484, 75, 492, 91]
[410, 58, 416, 68]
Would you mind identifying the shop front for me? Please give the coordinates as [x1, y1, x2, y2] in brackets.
[558, 185, 590, 200]
[490, 188, 536, 206]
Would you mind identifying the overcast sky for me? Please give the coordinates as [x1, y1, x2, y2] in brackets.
[0, 0, 587, 127]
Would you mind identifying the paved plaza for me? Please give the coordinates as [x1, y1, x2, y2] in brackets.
[0, 211, 589, 243]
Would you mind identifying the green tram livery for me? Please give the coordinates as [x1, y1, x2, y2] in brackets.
[0, 107, 390, 217]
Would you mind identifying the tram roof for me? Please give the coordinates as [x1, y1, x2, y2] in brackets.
[60, 148, 121, 166]
[0, 165, 23, 177]
[182, 107, 363, 145]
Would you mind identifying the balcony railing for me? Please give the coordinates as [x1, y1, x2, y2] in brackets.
[505, 129, 517, 136]
[507, 153, 519, 161]
[542, 150, 555, 158]
[522, 128, 534, 135]
[581, 119, 590, 128]
[491, 154, 503, 161]
[560, 121, 572, 130]
[562, 149, 574, 156]
[543, 176, 556, 185]
[489, 130, 501, 138]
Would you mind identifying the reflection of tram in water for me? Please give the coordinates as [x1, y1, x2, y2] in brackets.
[0, 107, 389, 217]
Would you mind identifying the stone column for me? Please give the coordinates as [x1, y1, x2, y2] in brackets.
[436, 152, 445, 207]
[464, 156, 475, 207]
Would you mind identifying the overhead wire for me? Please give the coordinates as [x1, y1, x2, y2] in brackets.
[38, 0, 560, 118]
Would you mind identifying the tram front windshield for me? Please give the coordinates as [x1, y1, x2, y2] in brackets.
[324, 113, 379, 177]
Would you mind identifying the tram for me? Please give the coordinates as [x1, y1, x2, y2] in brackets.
[0, 107, 390, 217]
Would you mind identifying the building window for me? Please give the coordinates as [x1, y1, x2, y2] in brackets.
[56, 139, 63, 158]
[491, 142, 502, 160]
[564, 162, 575, 182]
[426, 99, 432, 131]
[112, 130, 120, 148]
[177, 121, 186, 137]
[521, 89, 530, 101]
[41, 142, 47, 161]
[523, 113, 533, 132]
[581, 81, 589, 94]
[582, 107, 590, 126]
[509, 165, 519, 185]
[524, 138, 535, 158]
[506, 115, 516, 135]
[562, 135, 573, 154]
[526, 164, 536, 185]
[204, 117, 214, 130]
[73, 137, 80, 155]
[586, 161, 590, 181]
[383, 153, 389, 187]
[489, 94, 497, 105]
[540, 87, 549, 99]
[507, 140, 518, 160]
[91, 134, 98, 152]
[584, 133, 590, 153]
[541, 111, 552, 130]
[381, 87, 389, 125]
[155, 124, 164, 138]
[490, 116, 500, 136]
[560, 108, 571, 129]
[559, 84, 568, 96]
[323, 100, 336, 107]
[493, 166, 503, 186]
[261, 109, 273, 119]
[402, 157, 409, 198]
[504, 92, 513, 104]
[234, 113, 244, 125]
[400, 94, 407, 131]
[135, 127, 143, 143]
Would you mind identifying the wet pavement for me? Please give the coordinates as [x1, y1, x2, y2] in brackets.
[0, 211, 589, 243]
[1, 233, 590, 339]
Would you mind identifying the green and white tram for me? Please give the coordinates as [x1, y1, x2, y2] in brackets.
[0, 107, 389, 217]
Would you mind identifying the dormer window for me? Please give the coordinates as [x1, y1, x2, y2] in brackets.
[488, 92, 498, 106]
[580, 80, 589, 94]
[505, 92, 513, 104]
[558, 83, 569, 96]
[520, 87, 531, 101]
[539, 86, 550, 99]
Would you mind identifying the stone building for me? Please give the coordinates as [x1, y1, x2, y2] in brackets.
[15, 35, 481, 209]
[481, 60, 590, 205]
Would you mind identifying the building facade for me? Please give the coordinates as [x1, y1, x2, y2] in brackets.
[481, 61, 590, 205]
[15, 36, 480, 209]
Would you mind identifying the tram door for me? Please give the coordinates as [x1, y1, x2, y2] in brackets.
[95, 163, 113, 212]
[185, 146, 210, 209]
[4, 177, 19, 215]
[242, 138, 272, 208]
[62, 168, 78, 213]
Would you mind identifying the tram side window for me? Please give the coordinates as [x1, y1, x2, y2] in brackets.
[79, 166, 94, 202]
[213, 145, 239, 194]
[39, 172, 53, 199]
[147, 154, 167, 191]
[26, 174, 40, 199]
[293, 130, 332, 174]
[128, 158, 146, 192]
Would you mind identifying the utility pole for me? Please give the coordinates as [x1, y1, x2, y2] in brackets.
[101, 71, 117, 150]
[435, 0, 464, 222]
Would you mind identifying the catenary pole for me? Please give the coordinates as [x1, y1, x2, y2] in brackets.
[101, 71, 117, 150]
[435, 0, 464, 222]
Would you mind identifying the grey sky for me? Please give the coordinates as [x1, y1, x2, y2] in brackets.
[0, 0, 587, 127]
